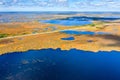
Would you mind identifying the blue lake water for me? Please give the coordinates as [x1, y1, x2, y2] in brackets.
[61, 37, 75, 40]
[40, 16, 120, 26]
[40, 19, 92, 26]
[0, 49, 120, 80]
[61, 30, 110, 35]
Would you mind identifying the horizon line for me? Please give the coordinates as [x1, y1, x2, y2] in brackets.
[1, 11, 120, 12]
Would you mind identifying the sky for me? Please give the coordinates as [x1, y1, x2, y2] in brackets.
[0, 0, 120, 11]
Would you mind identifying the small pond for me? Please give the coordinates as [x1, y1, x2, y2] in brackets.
[61, 37, 75, 41]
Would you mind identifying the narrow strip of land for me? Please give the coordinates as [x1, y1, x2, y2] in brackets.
[0, 27, 88, 40]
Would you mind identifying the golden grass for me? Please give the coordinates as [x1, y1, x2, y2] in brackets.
[0, 21, 120, 54]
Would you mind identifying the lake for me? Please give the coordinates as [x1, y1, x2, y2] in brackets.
[40, 16, 120, 26]
[40, 19, 92, 26]
[61, 30, 111, 35]
[62, 16, 120, 21]
[0, 49, 120, 80]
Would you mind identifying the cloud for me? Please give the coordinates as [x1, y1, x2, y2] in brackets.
[13, 0, 18, 3]
[58, 0, 66, 1]
[1, 0, 120, 11]
[0, 2, 3, 5]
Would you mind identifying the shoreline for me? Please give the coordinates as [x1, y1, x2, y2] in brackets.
[1, 48, 120, 56]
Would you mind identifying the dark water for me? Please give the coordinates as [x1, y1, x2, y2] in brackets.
[0, 49, 120, 80]
[61, 30, 110, 35]
[61, 37, 75, 40]
[62, 16, 120, 21]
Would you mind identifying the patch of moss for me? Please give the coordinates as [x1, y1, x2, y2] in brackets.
[22, 32, 28, 35]
[0, 34, 8, 38]
[89, 24, 95, 27]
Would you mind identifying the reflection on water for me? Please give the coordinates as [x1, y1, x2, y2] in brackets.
[0, 49, 120, 80]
